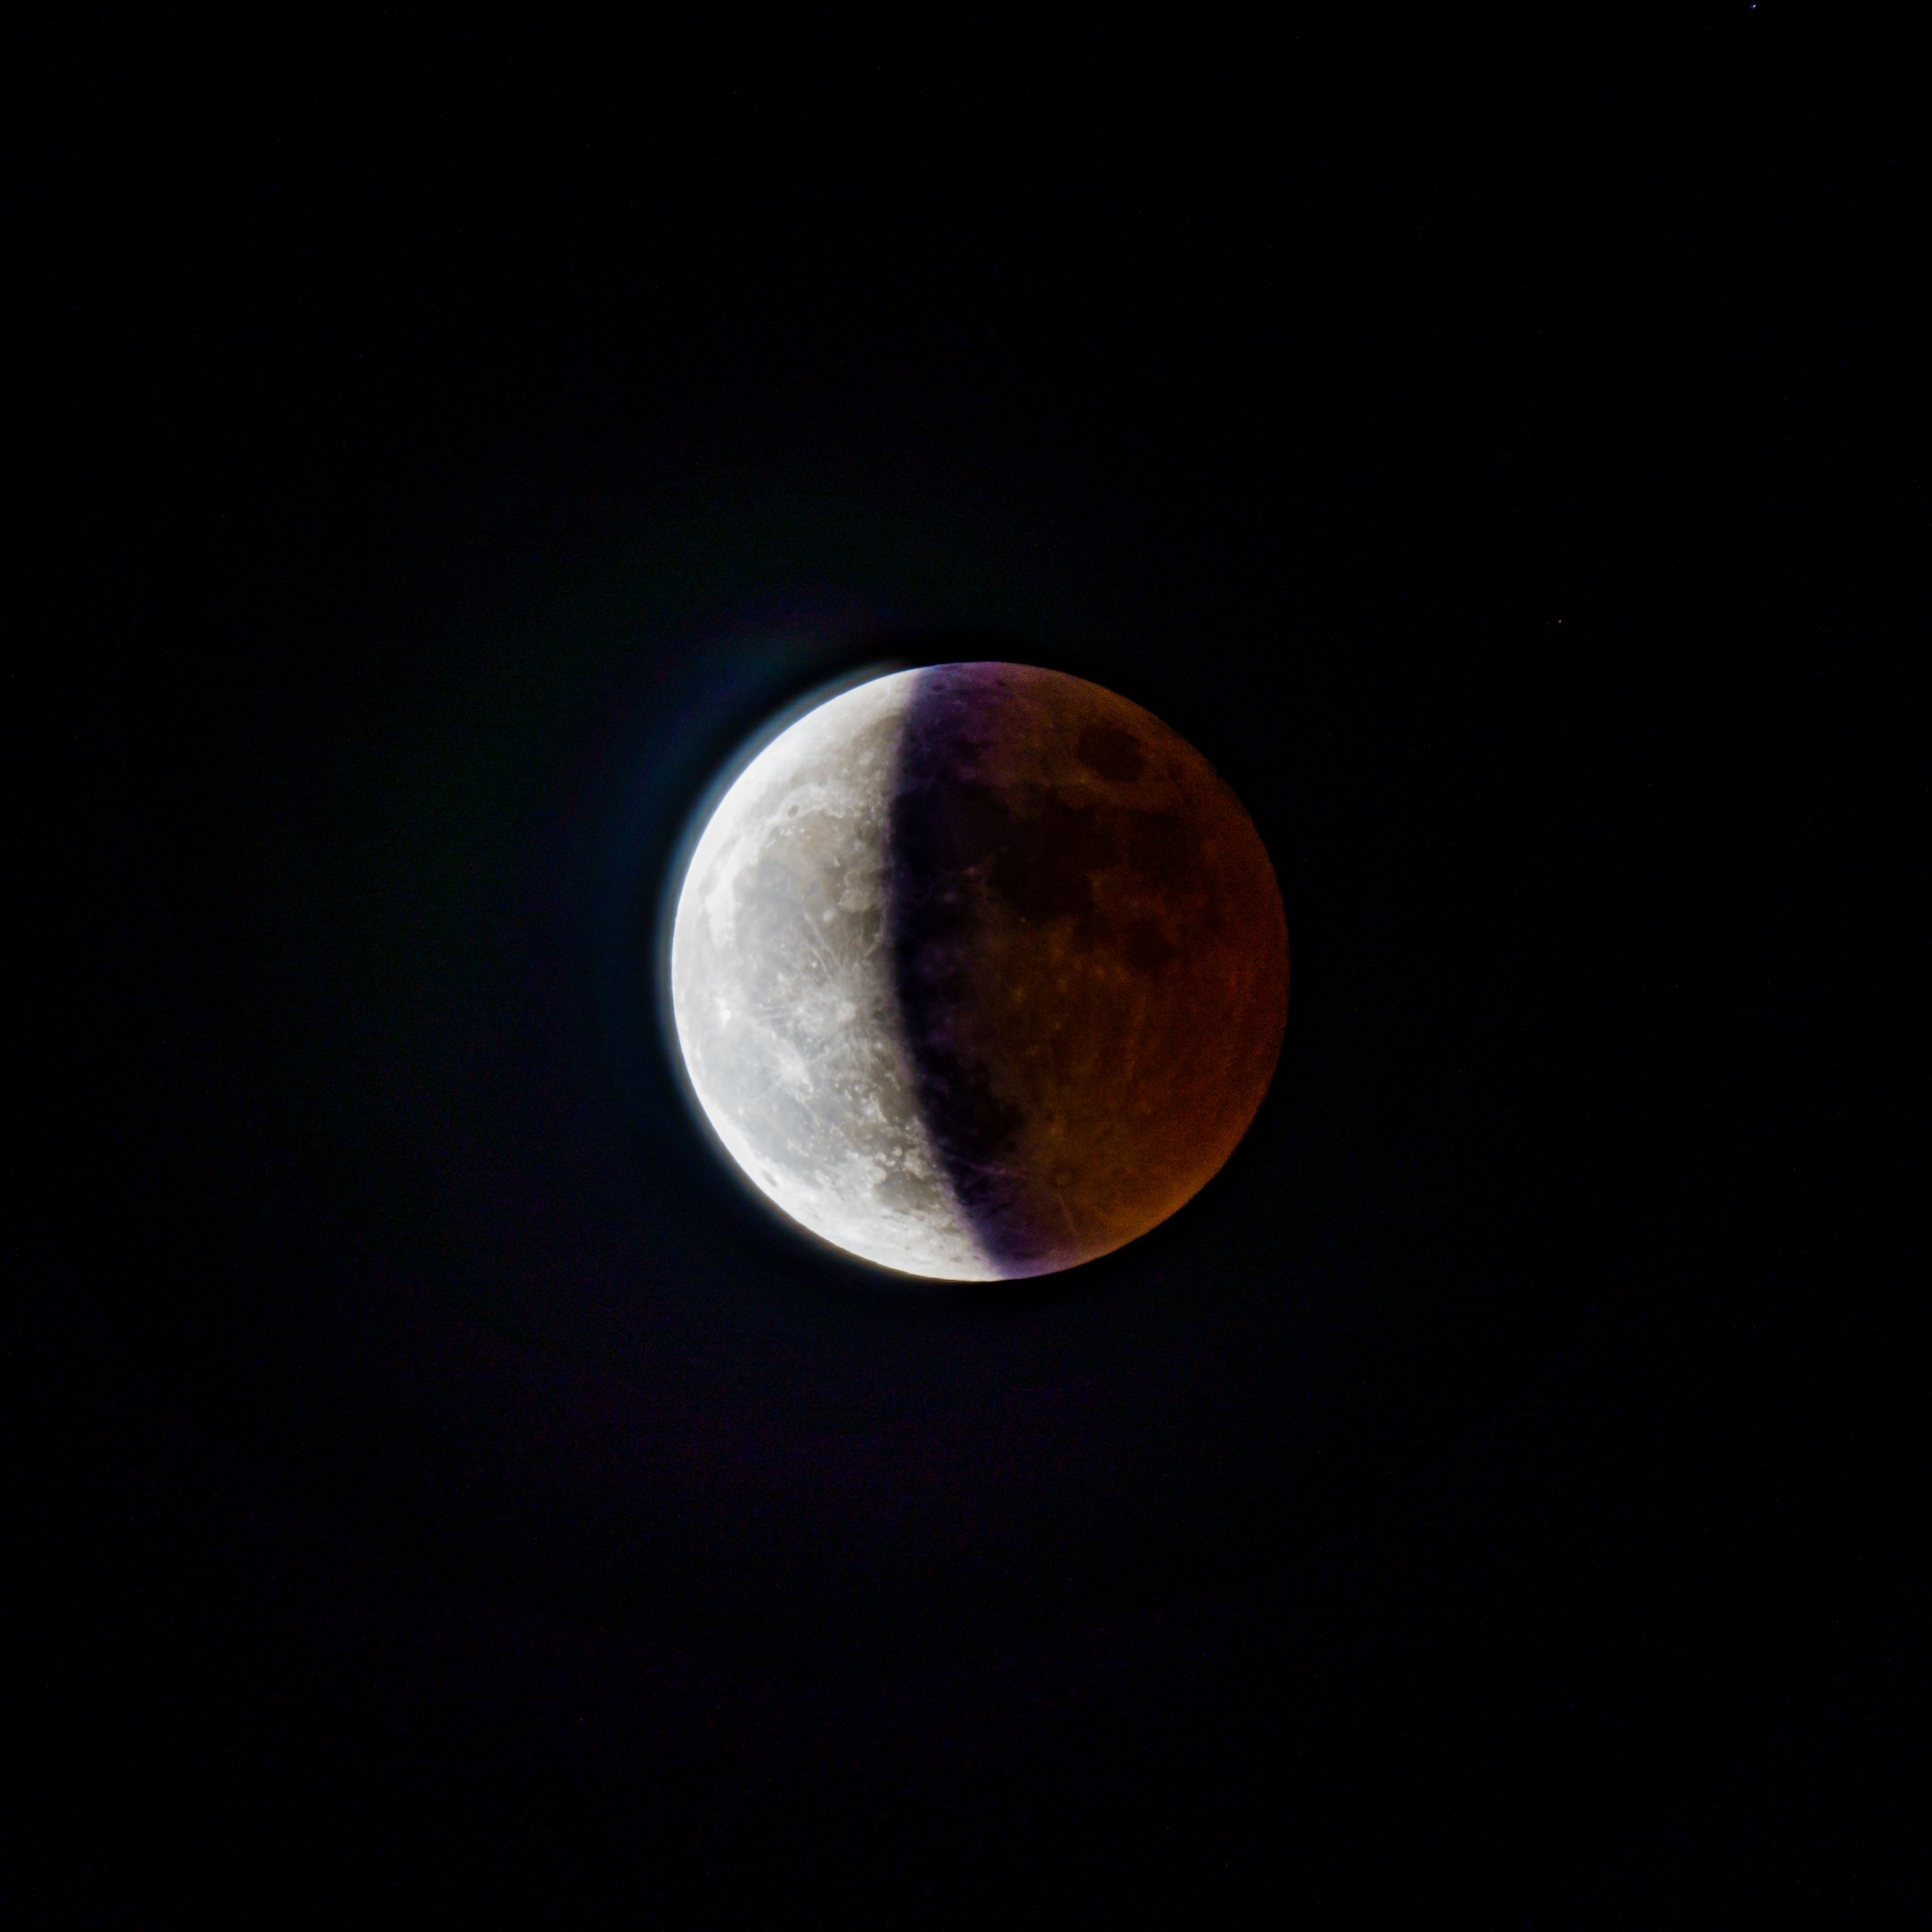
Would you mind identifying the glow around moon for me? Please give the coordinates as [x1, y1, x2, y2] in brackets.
[668, 665, 1288, 1281]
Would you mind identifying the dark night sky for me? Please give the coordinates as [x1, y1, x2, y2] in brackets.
[14, 8, 1923, 1924]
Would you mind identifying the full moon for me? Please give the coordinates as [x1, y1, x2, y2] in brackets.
[668, 664, 1288, 1281]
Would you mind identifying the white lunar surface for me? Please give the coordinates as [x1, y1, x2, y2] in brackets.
[669, 673, 993, 1279]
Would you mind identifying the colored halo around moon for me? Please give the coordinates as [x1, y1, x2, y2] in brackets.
[668, 664, 1288, 1280]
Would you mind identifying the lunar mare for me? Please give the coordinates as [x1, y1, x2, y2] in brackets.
[669, 665, 1288, 1281]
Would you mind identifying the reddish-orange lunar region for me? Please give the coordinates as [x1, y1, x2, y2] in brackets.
[889, 664, 1289, 1275]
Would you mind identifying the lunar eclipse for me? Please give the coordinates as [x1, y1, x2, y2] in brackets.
[671, 664, 1289, 1279]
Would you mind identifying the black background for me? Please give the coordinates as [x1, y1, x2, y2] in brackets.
[14, 7, 1923, 1924]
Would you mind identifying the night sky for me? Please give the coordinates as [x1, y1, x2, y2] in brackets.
[15, 9, 1923, 1924]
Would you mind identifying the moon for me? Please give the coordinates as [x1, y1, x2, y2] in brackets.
[668, 664, 1288, 1281]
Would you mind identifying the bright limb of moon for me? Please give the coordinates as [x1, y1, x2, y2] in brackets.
[668, 671, 994, 1278]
